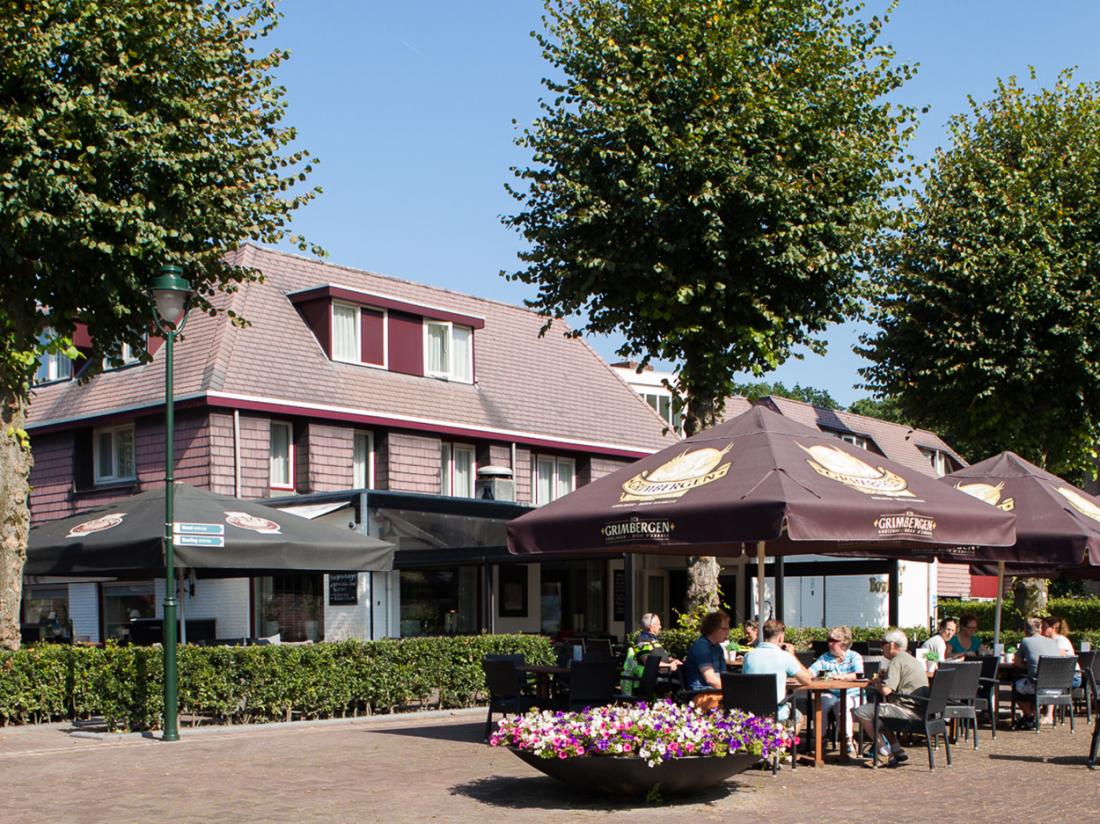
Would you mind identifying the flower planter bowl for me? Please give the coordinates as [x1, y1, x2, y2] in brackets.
[508, 748, 758, 797]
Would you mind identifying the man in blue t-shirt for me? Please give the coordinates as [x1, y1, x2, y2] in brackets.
[683, 610, 731, 694]
[742, 619, 813, 725]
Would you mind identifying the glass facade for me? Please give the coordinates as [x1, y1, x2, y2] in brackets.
[399, 566, 479, 636]
[22, 585, 70, 640]
[102, 581, 155, 642]
[539, 559, 606, 636]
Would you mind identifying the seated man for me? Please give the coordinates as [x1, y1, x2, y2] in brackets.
[1013, 616, 1062, 729]
[683, 610, 731, 709]
[621, 612, 681, 695]
[741, 619, 813, 729]
[852, 629, 929, 767]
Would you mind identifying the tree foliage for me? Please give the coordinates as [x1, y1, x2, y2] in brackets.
[861, 70, 1100, 476]
[845, 394, 909, 425]
[505, 0, 916, 435]
[732, 380, 839, 409]
[0, 0, 319, 648]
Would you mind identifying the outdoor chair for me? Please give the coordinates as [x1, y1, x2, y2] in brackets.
[795, 651, 816, 668]
[720, 672, 797, 775]
[871, 666, 955, 770]
[973, 655, 1000, 740]
[582, 638, 614, 663]
[1075, 651, 1096, 723]
[851, 641, 871, 655]
[621, 654, 663, 702]
[811, 640, 829, 658]
[1032, 655, 1077, 734]
[939, 661, 982, 750]
[564, 660, 619, 710]
[482, 658, 538, 741]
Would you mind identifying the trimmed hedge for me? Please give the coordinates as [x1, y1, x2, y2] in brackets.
[939, 596, 1100, 641]
[0, 634, 553, 731]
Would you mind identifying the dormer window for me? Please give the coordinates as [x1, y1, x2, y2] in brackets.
[331, 302, 386, 367]
[103, 340, 143, 371]
[919, 446, 951, 477]
[34, 328, 72, 385]
[424, 321, 472, 383]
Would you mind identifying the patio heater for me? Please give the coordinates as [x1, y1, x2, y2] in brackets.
[151, 264, 192, 742]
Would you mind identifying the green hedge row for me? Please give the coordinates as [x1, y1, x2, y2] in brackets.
[939, 596, 1100, 638]
[0, 634, 554, 731]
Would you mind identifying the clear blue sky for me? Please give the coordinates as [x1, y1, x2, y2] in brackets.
[270, 1, 1100, 407]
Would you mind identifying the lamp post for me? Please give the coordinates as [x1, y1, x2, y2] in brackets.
[151, 264, 192, 742]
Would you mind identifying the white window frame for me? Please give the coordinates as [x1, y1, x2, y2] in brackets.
[440, 442, 476, 497]
[837, 433, 869, 451]
[102, 339, 144, 371]
[93, 423, 136, 485]
[331, 301, 361, 364]
[533, 455, 576, 505]
[331, 302, 388, 368]
[423, 320, 473, 383]
[919, 447, 948, 477]
[34, 328, 72, 384]
[270, 421, 295, 491]
[353, 431, 375, 489]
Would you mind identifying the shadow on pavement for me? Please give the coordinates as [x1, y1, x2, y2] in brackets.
[368, 721, 486, 744]
[450, 774, 741, 810]
[988, 753, 1094, 767]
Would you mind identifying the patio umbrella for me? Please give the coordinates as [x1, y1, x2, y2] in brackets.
[25, 483, 395, 579]
[947, 451, 1100, 646]
[508, 407, 1017, 629]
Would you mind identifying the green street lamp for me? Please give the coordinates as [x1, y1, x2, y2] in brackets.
[151, 264, 192, 742]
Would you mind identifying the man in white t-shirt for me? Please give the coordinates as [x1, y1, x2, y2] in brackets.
[919, 618, 957, 661]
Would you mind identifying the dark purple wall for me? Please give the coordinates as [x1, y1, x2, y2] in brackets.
[295, 298, 332, 359]
[387, 310, 423, 376]
[361, 308, 385, 366]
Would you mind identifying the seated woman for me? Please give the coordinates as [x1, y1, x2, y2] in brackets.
[947, 613, 983, 658]
[809, 625, 865, 756]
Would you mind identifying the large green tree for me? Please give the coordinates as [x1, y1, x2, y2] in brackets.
[0, 0, 319, 649]
[505, 0, 914, 609]
[733, 381, 839, 410]
[861, 70, 1100, 478]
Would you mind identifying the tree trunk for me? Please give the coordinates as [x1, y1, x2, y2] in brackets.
[686, 556, 722, 616]
[0, 386, 32, 650]
[1012, 576, 1048, 620]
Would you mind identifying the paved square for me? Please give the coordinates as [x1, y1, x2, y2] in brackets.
[2, 709, 1096, 823]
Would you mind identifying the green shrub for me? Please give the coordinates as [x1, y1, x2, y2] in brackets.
[0, 634, 553, 732]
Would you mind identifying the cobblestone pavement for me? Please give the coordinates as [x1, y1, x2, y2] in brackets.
[2, 709, 1096, 824]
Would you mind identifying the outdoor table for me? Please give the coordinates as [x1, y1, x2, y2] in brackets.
[518, 664, 569, 703]
[789, 677, 870, 768]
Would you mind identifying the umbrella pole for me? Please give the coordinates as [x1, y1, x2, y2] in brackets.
[993, 561, 1005, 650]
[756, 541, 766, 645]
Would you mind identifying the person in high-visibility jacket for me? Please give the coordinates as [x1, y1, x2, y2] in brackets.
[621, 613, 681, 695]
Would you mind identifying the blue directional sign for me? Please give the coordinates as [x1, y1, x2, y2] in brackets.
[174, 522, 225, 536]
[176, 534, 225, 547]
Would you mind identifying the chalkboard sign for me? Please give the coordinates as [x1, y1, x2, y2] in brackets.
[613, 569, 625, 622]
[328, 573, 359, 606]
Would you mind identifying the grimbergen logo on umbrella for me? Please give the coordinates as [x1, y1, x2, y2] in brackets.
[1056, 487, 1100, 524]
[619, 444, 733, 502]
[800, 443, 914, 498]
[224, 511, 282, 534]
[601, 516, 676, 544]
[873, 511, 936, 539]
[954, 481, 1015, 511]
[66, 512, 125, 539]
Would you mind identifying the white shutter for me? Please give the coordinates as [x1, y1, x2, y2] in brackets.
[451, 325, 472, 382]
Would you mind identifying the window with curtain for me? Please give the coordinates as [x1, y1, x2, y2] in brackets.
[424, 321, 473, 383]
[270, 421, 293, 489]
[425, 322, 449, 376]
[534, 455, 575, 505]
[353, 431, 374, 488]
[93, 424, 135, 484]
[332, 302, 359, 362]
[34, 327, 72, 384]
[440, 442, 475, 497]
[451, 325, 472, 382]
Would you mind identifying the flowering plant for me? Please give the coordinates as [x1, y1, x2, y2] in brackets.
[489, 700, 790, 767]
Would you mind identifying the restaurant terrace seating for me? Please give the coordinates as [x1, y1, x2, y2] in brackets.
[871, 666, 955, 771]
[482, 658, 538, 741]
[1032, 655, 1078, 734]
[720, 672, 797, 775]
[939, 661, 983, 749]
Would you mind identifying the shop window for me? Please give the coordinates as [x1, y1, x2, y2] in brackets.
[399, 567, 479, 636]
[93, 423, 135, 484]
[101, 581, 155, 642]
[22, 585, 70, 641]
[255, 574, 323, 642]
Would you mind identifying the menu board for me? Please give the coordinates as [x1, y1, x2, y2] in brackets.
[328, 573, 359, 606]
[613, 569, 625, 622]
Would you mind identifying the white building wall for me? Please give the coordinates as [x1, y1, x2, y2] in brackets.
[68, 582, 100, 643]
[324, 573, 373, 641]
[185, 577, 250, 639]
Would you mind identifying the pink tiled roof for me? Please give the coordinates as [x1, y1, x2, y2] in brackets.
[27, 245, 678, 455]
[759, 395, 966, 476]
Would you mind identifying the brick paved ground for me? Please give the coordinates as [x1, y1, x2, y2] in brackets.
[2, 709, 1096, 824]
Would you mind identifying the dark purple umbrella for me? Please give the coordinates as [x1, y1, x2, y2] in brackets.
[946, 452, 1100, 645]
[508, 406, 1015, 559]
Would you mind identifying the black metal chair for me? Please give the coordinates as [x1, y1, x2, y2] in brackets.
[1075, 651, 1096, 723]
[621, 654, 663, 702]
[582, 638, 614, 663]
[1089, 706, 1099, 769]
[482, 658, 538, 741]
[565, 660, 619, 710]
[871, 667, 955, 770]
[795, 650, 816, 668]
[720, 672, 796, 775]
[811, 639, 829, 658]
[939, 661, 982, 749]
[1032, 655, 1077, 733]
[973, 655, 1000, 740]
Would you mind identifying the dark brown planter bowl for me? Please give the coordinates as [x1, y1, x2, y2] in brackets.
[507, 748, 758, 797]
